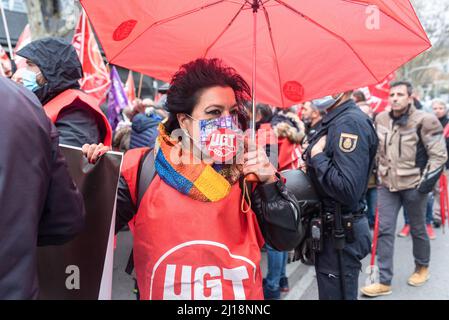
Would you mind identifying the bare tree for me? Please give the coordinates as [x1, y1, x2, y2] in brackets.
[398, 0, 449, 97]
[24, 0, 80, 39]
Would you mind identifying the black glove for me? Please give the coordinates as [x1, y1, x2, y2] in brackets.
[417, 166, 443, 194]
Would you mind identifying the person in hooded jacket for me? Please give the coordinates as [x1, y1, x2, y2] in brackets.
[12, 37, 112, 148]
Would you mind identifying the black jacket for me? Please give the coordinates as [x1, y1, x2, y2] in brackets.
[305, 99, 378, 214]
[17, 38, 101, 147]
[439, 116, 449, 169]
[115, 151, 303, 252]
[0, 78, 85, 299]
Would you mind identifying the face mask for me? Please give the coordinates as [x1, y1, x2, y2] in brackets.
[185, 114, 242, 163]
[312, 93, 344, 111]
[21, 70, 42, 92]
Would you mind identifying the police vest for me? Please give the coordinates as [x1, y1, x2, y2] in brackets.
[121, 148, 264, 300]
[43, 89, 112, 146]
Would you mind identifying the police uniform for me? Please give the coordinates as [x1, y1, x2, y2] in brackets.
[304, 99, 378, 300]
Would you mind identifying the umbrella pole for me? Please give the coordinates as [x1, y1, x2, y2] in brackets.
[244, 1, 260, 183]
[251, 3, 257, 143]
[0, 1, 14, 60]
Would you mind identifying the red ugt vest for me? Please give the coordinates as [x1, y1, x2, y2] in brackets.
[43, 89, 112, 146]
[121, 149, 265, 300]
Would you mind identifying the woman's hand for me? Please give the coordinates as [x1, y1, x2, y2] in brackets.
[81, 143, 111, 164]
[243, 140, 277, 184]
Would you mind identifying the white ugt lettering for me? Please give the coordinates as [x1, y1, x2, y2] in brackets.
[222, 266, 249, 300]
[163, 264, 192, 300]
[194, 266, 222, 300]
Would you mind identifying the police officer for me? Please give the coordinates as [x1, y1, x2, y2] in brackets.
[303, 91, 378, 300]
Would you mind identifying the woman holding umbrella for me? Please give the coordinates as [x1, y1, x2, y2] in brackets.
[83, 58, 303, 300]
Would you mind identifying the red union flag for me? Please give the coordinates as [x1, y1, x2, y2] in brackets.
[359, 73, 395, 114]
[0, 45, 12, 77]
[72, 11, 110, 104]
[124, 70, 136, 103]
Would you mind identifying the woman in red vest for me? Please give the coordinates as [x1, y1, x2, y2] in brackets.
[83, 58, 302, 300]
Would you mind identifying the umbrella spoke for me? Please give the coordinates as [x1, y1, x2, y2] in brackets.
[224, 0, 246, 5]
[261, 2, 285, 107]
[339, 0, 429, 43]
[109, 0, 229, 63]
[203, 2, 247, 58]
[274, 0, 380, 83]
[81, 0, 431, 108]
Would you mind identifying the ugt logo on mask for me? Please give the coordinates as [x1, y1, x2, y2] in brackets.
[206, 128, 242, 163]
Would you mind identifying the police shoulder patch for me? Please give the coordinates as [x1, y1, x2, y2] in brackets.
[339, 133, 358, 153]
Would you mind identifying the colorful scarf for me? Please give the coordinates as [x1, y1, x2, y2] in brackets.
[154, 124, 241, 202]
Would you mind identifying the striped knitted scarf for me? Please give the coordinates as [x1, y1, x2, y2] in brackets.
[154, 124, 241, 202]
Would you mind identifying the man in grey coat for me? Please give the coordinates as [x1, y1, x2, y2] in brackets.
[0, 77, 85, 299]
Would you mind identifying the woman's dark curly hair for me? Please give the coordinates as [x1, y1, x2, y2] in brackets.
[165, 58, 251, 133]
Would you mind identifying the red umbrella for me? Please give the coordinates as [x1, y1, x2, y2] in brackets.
[81, 0, 430, 110]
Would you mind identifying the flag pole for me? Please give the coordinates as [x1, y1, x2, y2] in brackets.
[137, 73, 144, 99]
[0, 1, 14, 60]
[80, 9, 86, 66]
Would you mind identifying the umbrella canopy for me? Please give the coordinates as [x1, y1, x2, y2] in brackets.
[80, 0, 430, 108]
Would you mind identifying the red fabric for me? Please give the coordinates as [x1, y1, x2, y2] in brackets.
[120, 147, 150, 206]
[72, 11, 111, 104]
[133, 176, 264, 300]
[443, 123, 449, 139]
[120, 147, 150, 234]
[125, 70, 136, 103]
[0, 45, 12, 77]
[440, 175, 447, 228]
[277, 137, 302, 171]
[43, 89, 113, 146]
[80, 0, 430, 107]
[359, 73, 396, 114]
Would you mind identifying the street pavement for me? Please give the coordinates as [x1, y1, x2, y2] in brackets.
[296, 213, 449, 300]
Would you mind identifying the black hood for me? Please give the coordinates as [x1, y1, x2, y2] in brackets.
[16, 37, 83, 104]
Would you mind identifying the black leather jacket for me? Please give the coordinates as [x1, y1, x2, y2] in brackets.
[116, 166, 302, 252]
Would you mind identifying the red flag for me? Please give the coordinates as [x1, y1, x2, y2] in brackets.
[359, 73, 395, 114]
[440, 175, 448, 231]
[14, 24, 32, 70]
[0, 44, 12, 77]
[72, 11, 110, 104]
[124, 70, 136, 104]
